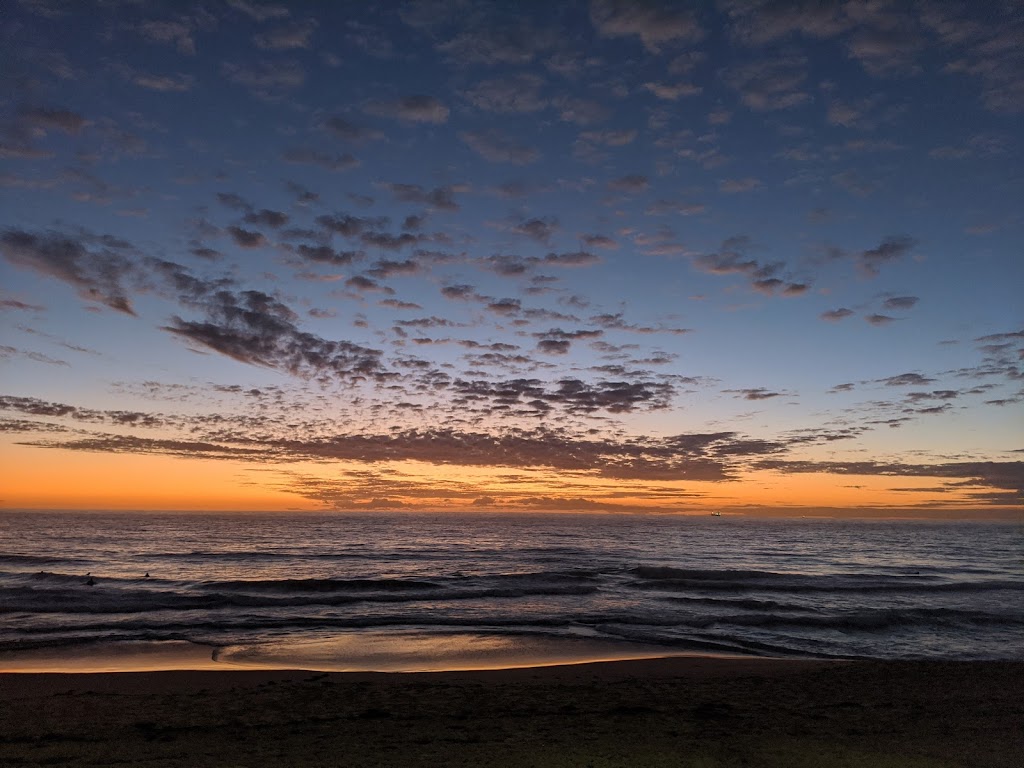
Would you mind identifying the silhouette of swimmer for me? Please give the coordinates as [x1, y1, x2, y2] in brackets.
[144, 572, 150, 578]
[85, 572, 96, 586]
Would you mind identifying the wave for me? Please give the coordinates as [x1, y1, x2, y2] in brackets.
[143, 551, 371, 561]
[663, 596, 814, 612]
[630, 566, 1024, 594]
[633, 566, 772, 581]
[210, 577, 442, 592]
[0, 554, 92, 566]
[694, 608, 1024, 631]
[0, 581, 600, 614]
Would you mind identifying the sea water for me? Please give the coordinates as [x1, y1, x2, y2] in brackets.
[1, 511, 1021, 668]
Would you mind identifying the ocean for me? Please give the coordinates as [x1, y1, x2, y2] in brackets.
[1, 511, 1022, 669]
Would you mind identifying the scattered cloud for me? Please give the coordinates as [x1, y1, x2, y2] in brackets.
[460, 130, 540, 164]
[282, 148, 359, 171]
[821, 308, 854, 322]
[253, 19, 317, 51]
[725, 56, 808, 111]
[590, 0, 703, 53]
[883, 295, 919, 310]
[364, 96, 449, 124]
[0, 229, 139, 315]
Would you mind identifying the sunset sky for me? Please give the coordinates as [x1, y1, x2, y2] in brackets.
[1, 0, 1021, 515]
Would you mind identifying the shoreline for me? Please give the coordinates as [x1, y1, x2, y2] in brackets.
[2, 657, 1021, 767]
[0, 634, 768, 675]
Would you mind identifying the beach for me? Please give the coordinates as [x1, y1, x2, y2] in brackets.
[2, 657, 1022, 767]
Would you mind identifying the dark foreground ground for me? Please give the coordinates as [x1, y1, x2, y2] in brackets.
[1, 658, 1022, 767]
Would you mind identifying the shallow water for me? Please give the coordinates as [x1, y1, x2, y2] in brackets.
[1, 511, 1022, 667]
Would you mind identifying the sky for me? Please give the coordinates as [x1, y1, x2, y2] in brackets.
[0, 0, 1021, 515]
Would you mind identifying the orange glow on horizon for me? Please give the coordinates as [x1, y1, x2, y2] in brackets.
[0, 446, 313, 511]
[2, 443, 1017, 517]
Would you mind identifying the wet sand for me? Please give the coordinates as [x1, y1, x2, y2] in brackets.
[2, 657, 1022, 767]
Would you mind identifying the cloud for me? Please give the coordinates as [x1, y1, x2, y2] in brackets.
[463, 74, 547, 113]
[0, 298, 46, 312]
[163, 289, 385, 383]
[846, 22, 926, 76]
[222, 60, 305, 99]
[725, 388, 785, 401]
[217, 192, 252, 212]
[866, 313, 897, 326]
[0, 229, 139, 314]
[512, 217, 558, 243]
[0, 395, 162, 426]
[227, 0, 290, 21]
[19, 410, 790, 483]
[821, 308, 855, 322]
[226, 226, 267, 248]
[293, 244, 360, 266]
[0, 346, 68, 366]
[534, 329, 603, 355]
[282, 148, 359, 171]
[826, 98, 866, 127]
[450, 375, 676, 417]
[590, 0, 703, 53]
[781, 283, 809, 296]
[537, 339, 571, 355]
[581, 234, 618, 250]
[691, 236, 807, 296]
[719, 0, 850, 45]
[244, 209, 289, 229]
[934, 6, 1024, 113]
[608, 174, 649, 193]
[486, 298, 521, 315]
[315, 213, 389, 238]
[975, 330, 1024, 343]
[554, 96, 610, 125]
[478, 249, 599, 277]
[881, 373, 936, 387]
[719, 177, 761, 193]
[322, 117, 384, 143]
[441, 284, 475, 300]
[645, 199, 705, 216]
[578, 129, 638, 147]
[435, 15, 558, 66]
[118, 67, 194, 91]
[757, 459, 1023, 500]
[642, 81, 701, 100]
[543, 251, 600, 267]
[366, 259, 419, 279]
[364, 96, 449, 124]
[253, 19, 317, 50]
[345, 275, 394, 294]
[904, 390, 959, 403]
[883, 295, 919, 310]
[379, 298, 422, 310]
[384, 183, 460, 212]
[590, 313, 692, 336]
[130, 19, 198, 55]
[857, 235, 916, 276]
[20, 106, 87, 134]
[359, 231, 427, 251]
[460, 130, 540, 164]
[831, 170, 878, 197]
[725, 56, 808, 111]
